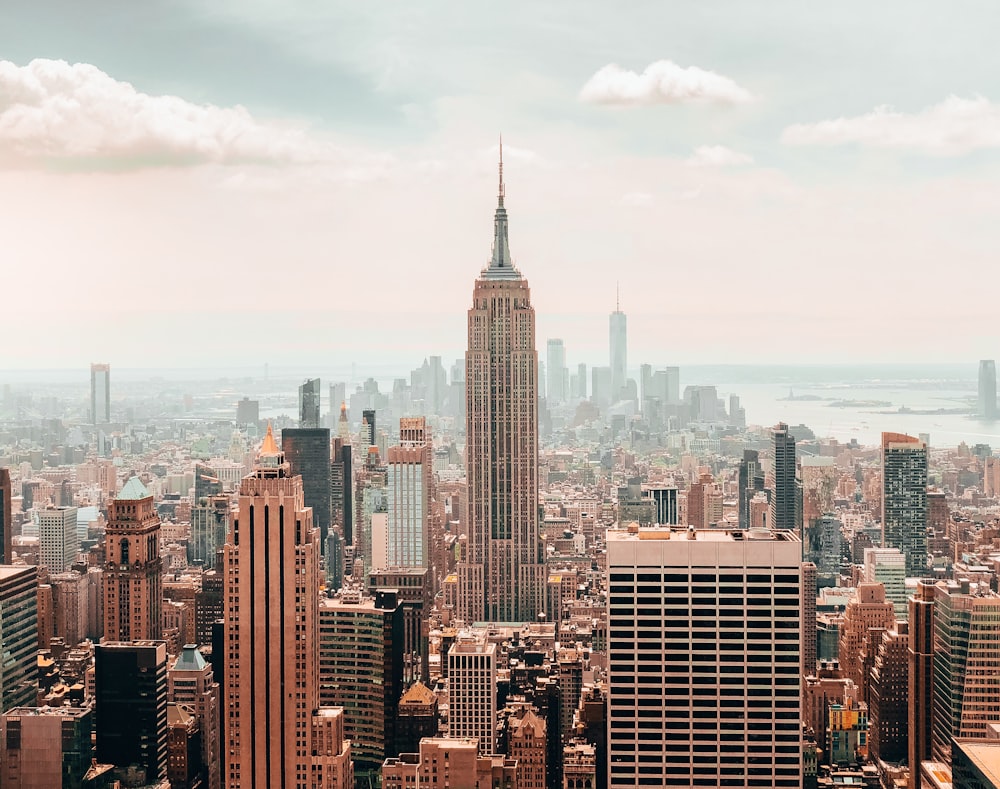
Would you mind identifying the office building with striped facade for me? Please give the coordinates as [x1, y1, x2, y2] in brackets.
[607, 527, 802, 788]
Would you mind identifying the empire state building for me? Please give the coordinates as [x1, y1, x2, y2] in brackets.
[458, 145, 546, 624]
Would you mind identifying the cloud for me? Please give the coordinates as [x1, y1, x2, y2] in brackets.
[781, 95, 1000, 155]
[686, 145, 754, 167]
[0, 58, 330, 169]
[579, 60, 754, 107]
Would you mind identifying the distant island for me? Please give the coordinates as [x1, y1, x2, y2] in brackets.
[779, 390, 826, 402]
[827, 399, 892, 408]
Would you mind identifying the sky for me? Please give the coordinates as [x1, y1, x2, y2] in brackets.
[2, 1, 1000, 373]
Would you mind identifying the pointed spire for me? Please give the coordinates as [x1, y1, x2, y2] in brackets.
[498, 133, 505, 207]
[260, 421, 279, 455]
[485, 134, 519, 279]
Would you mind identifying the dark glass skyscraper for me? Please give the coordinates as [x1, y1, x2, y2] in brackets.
[282, 427, 332, 556]
[0, 467, 11, 564]
[0, 566, 38, 713]
[738, 449, 762, 529]
[298, 377, 321, 428]
[770, 423, 797, 531]
[95, 640, 168, 781]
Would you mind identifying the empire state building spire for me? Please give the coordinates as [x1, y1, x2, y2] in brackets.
[486, 135, 518, 279]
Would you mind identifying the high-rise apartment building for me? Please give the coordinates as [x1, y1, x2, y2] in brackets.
[931, 580, 1000, 766]
[90, 362, 111, 424]
[282, 426, 332, 557]
[546, 339, 568, 404]
[223, 425, 345, 789]
[103, 476, 162, 642]
[386, 445, 429, 568]
[318, 589, 404, 782]
[299, 377, 321, 428]
[34, 505, 78, 573]
[0, 566, 38, 713]
[771, 422, 798, 531]
[863, 547, 908, 618]
[95, 640, 168, 782]
[978, 360, 997, 419]
[607, 527, 802, 788]
[0, 468, 11, 565]
[881, 432, 928, 577]
[868, 623, 909, 766]
[609, 297, 627, 400]
[448, 638, 498, 752]
[458, 150, 545, 624]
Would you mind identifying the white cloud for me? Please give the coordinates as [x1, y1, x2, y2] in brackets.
[579, 60, 754, 106]
[686, 145, 754, 167]
[0, 58, 330, 168]
[781, 95, 1000, 155]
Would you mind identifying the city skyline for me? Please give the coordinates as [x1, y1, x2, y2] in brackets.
[4, 3, 1000, 368]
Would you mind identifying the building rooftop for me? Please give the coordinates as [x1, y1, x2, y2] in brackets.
[955, 739, 1000, 786]
[608, 526, 801, 543]
[172, 644, 207, 673]
[0, 565, 36, 581]
[117, 476, 150, 501]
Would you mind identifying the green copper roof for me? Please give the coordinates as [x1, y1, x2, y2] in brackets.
[117, 476, 150, 500]
[173, 644, 207, 672]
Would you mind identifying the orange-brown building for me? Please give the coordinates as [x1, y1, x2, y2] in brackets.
[103, 476, 162, 642]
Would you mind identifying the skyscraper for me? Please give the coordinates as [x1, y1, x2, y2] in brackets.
[607, 527, 802, 787]
[298, 377, 321, 428]
[909, 579, 936, 789]
[881, 432, 928, 577]
[282, 426, 332, 558]
[448, 638, 497, 751]
[458, 145, 545, 624]
[546, 339, 567, 405]
[1, 467, 13, 565]
[0, 566, 38, 713]
[771, 422, 798, 531]
[103, 477, 162, 642]
[95, 641, 168, 782]
[223, 424, 345, 789]
[930, 580, 1000, 766]
[738, 450, 762, 529]
[90, 362, 111, 424]
[609, 293, 627, 400]
[318, 589, 404, 782]
[978, 359, 997, 419]
[34, 505, 78, 573]
[386, 444, 429, 568]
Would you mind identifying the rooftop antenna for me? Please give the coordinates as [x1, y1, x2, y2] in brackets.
[498, 133, 505, 206]
[616, 281, 620, 312]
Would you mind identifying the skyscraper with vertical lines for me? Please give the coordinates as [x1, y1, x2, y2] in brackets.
[223, 424, 350, 789]
[458, 145, 545, 624]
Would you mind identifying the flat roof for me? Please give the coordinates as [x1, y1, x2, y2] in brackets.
[608, 527, 800, 543]
[954, 740, 1000, 786]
